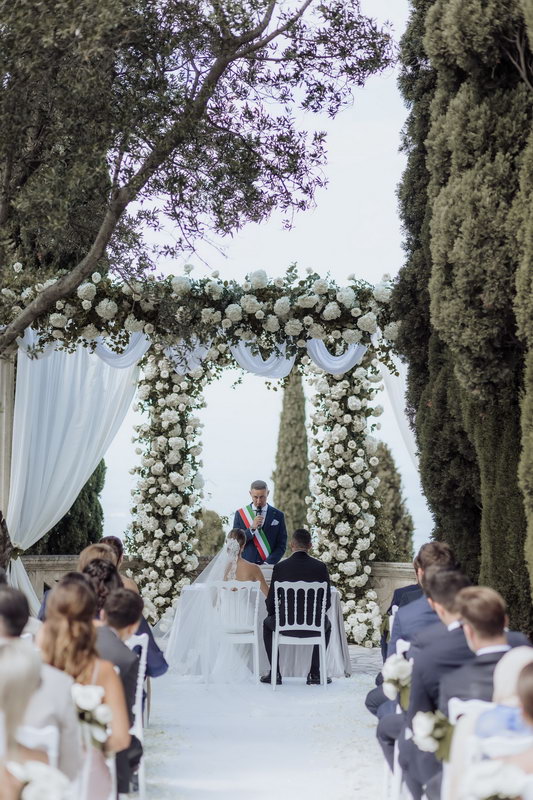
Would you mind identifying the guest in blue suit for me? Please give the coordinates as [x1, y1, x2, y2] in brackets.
[232, 480, 287, 565]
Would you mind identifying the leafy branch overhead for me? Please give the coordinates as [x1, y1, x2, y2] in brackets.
[0, 0, 394, 355]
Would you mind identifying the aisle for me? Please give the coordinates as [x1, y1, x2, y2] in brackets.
[145, 646, 383, 800]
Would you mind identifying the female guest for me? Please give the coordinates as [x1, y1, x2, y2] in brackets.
[0, 639, 46, 800]
[82, 558, 123, 616]
[38, 578, 130, 799]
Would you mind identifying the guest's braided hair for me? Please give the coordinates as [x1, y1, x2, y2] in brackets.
[82, 558, 122, 614]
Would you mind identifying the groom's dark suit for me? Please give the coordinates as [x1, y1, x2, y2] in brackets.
[233, 504, 287, 565]
[263, 551, 331, 676]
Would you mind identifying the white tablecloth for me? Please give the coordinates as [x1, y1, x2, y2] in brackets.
[178, 583, 352, 679]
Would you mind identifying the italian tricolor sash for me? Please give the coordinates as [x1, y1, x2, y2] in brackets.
[237, 504, 272, 562]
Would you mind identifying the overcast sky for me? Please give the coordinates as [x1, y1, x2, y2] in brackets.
[101, 0, 433, 554]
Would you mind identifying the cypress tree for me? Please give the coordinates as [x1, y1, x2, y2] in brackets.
[424, 0, 533, 629]
[198, 509, 225, 556]
[372, 442, 414, 562]
[28, 460, 106, 555]
[272, 371, 310, 537]
[392, 0, 482, 576]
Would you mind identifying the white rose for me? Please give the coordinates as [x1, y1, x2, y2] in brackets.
[225, 303, 243, 322]
[12, 261, 23, 273]
[91, 272, 102, 283]
[49, 313, 67, 328]
[336, 287, 356, 308]
[249, 269, 268, 289]
[95, 299, 118, 320]
[71, 683, 105, 711]
[284, 319, 303, 337]
[322, 301, 341, 320]
[171, 276, 191, 296]
[373, 283, 392, 303]
[94, 703, 113, 725]
[77, 282, 97, 301]
[357, 312, 378, 334]
[264, 315, 280, 332]
[312, 279, 329, 295]
[297, 294, 319, 308]
[240, 294, 261, 314]
[342, 328, 362, 344]
[274, 297, 291, 317]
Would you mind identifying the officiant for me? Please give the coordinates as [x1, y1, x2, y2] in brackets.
[232, 480, 287, 565]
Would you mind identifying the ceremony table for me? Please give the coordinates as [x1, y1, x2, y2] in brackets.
[178, 583, 352, 679]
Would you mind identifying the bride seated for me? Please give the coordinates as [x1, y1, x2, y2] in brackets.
[164, 529, 268, 682]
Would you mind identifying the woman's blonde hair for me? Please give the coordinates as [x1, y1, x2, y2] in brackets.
[77, 542, 116, 572]
[41, 579, 98, 681]
[0, 639, 42, 756]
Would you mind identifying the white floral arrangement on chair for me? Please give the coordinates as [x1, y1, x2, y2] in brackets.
[460, 759, 528, 799]
[412, 710, 453, 761]
[71, 684, 112, 751]
[382, 653, 413, 710]
[7, 761, 72, 800]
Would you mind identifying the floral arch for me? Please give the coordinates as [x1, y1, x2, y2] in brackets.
[1, 264, 399, 644]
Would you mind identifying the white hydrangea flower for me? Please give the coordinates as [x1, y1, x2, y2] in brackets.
[225, 303, 243, 322]
[336, 287, 356, 308]
[297, 294, 319, 308]
[49, 313, 67, 328]
[373, 283, 392, 303]
[312, 278, 329, 295]
[384, 321, 400, 341]
[263, 315, 280, 332]
[240, 294, 261, 314]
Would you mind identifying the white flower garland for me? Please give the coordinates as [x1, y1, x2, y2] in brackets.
[306, 357, 385, 645]
[1, 262, 399, 641]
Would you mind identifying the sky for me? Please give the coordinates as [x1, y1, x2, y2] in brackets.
[101, 0, 434, 554]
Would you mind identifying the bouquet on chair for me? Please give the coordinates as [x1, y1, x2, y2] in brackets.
[381, 653, 413, 711]
[412, 710, 453, 762]
[71, 684, 112, 751]
[460, 759, 528, 800]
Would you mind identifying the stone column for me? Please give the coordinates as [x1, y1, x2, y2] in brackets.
[0, 352, 15, 515]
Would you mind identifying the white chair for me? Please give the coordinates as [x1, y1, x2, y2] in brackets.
[271, 580, 328, 691]
[213, 581, 261, 683]
[16, 724, 59, 768]
[126, 632, 149, 800]
[383, 639, 413, 800]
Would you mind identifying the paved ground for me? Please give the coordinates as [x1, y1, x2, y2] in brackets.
[144, 646, 383, 800]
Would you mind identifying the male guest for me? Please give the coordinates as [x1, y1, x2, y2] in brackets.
[233, 479, 287, 565]
[261, 529, 331, 686]
[97, 588, 144, 795]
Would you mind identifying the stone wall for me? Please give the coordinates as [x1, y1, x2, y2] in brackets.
[22, 554, 415, 610]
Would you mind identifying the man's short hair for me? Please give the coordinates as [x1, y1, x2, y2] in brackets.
[423, 567, 471, 611]
[103, 589, 144, 630]
[455, 586, 506, 638]
[414, 542, 458, 574]
[0, 588, 30, 637]
[292, 529, 312, 549]
[250, 480, 268, 491]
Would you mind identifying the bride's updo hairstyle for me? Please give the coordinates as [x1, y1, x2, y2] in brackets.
[42, 577, 98, 681]
[227, 529, 246, 553]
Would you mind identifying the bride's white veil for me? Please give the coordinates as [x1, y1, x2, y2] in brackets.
[163, 533, 246, 678]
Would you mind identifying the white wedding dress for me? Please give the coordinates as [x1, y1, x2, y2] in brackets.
[163, 540, 257, 683]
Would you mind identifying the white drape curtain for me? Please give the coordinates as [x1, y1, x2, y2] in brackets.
[6, 332, 145, 614]
[306, 339, 367, 374]
[230, 341, 296, 378]
[380, 357, 418, 470]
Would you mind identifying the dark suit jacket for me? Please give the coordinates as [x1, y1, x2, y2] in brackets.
[388, 595, 438, 657]
[390, 584, 423, 613]
[136, 615, 168, 678]
[96, 626, 139, 724]
[265, 551, 331, 632]
[233, 504, 288, 565]
[438, 640, 529, 715]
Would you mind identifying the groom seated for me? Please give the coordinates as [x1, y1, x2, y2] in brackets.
[261, 529, 331, 686]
